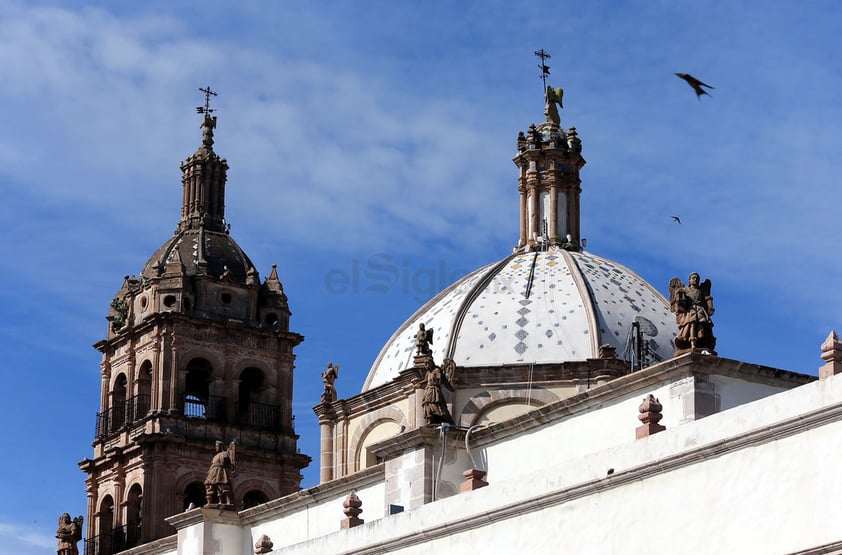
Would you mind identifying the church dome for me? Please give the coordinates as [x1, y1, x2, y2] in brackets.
[363, 87, 680, 392]
[363, 249, 677, 391]
[141, 228, 255, 284]
[140, 101, 256, 284]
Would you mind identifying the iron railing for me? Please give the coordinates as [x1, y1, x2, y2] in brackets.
[184, 394, 226, 421]
[235, 401, 279, 429]
[83, 522, 141, 554]
[95, 394, 150, 438]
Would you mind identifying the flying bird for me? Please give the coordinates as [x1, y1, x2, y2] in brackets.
[671, 216, 681, 224]
[675, 73, 714, 99]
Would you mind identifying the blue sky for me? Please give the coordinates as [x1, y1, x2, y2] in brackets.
[2, 1, 841, 552]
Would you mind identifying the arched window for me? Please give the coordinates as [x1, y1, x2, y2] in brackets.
[123, 484, 142, 549]
[135, 360, 152, 418]
[97, 495, 115, 555]
[242, 490, 269, 509]
[238, 367, 274, 427]
[110, 374, 128, 433]
[183, 482, 205, 511]
[184, 358, 217, 419]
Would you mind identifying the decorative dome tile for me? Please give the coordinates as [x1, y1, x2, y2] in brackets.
[362, 251, 677, 392]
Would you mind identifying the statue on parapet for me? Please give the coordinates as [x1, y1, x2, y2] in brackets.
[321, 362, 339, 403]
[415, 323, 433, 357]
[669, 272, 716, 355]
[422, 357, 455, 425]
[56, 513, 83, 555]
[205, 440, 236, 508]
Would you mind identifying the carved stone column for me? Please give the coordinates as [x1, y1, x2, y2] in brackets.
[548, 184, 558, 241]
[315, 404, 336, 483]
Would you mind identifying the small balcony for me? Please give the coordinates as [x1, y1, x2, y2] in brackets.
[235, 401, 280, 430]
[184, 394, 226, 422]
[84, 523, 141, 555]
[95, 395, 151, 439]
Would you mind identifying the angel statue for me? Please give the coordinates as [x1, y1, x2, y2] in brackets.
[422, 357, 455, 425]
[321, 362, 339, 403]
[669, 272, 716, 355]
[415, 323, 433, 357]
[205, 440, 236, 507]
[56, 513, 83, 555]
[545, 85, 564, 125]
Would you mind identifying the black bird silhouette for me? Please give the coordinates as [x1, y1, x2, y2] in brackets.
[675, 73, 714, 99]
[671, 215, 681, 224]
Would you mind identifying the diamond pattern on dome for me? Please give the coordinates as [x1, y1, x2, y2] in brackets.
[363, 262, 498, 390]
[570, 251, 676, 362]
[363, 250, 678, 392]
[452, 252, 592, 366]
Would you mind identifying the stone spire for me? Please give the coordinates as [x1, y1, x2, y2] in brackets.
[177, 87, 230, 234]
[513, 69, 586, 252]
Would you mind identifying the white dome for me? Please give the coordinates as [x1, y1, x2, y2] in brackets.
[362, 250, 678, 391]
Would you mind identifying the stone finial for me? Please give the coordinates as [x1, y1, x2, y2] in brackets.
[340, 491, 364, 529]
[636, 394, 666, 439]
[460, 468, 489, 493]
[819, 330, 842, 379]
[254, 534, 273, 554]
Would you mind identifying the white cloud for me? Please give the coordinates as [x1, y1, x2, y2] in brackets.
[0, 519, 55, 555]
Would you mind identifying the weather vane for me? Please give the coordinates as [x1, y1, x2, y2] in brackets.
[196, 85, 218, 117]
[196, 86, 219, 146]
[534, 49, 551, 92]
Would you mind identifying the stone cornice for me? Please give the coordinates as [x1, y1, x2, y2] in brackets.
[110, 534, 178, 555]
[466, 353, 815, 448]
[365, 426, 440, 459]
[239, 463, 385, 525]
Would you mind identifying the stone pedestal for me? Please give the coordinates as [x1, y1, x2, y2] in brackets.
[165, 506, 243, 555]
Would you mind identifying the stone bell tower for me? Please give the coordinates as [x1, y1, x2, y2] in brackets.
[79, 89, 310, 554]
[513, 59, 586, 252]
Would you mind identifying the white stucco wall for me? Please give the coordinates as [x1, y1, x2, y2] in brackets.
[255, 372, 842, 554]
[167, 369, 834, 555]
[245, 480, 386, 551]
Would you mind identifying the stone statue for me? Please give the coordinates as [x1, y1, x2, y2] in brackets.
[415, 323, 433, 356]
[56, 513, 83, 555]
[669, 273, 716, 355]
[321, 362, 339, 403]
[110, 296, 128, 331]
[201, 113, 217, 147]
[544, 85, 564, 125]
[422, 357, 454, 425]
[205, 440, 236, 507]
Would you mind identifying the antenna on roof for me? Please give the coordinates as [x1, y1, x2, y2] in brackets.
[624, 317, 664, 372]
